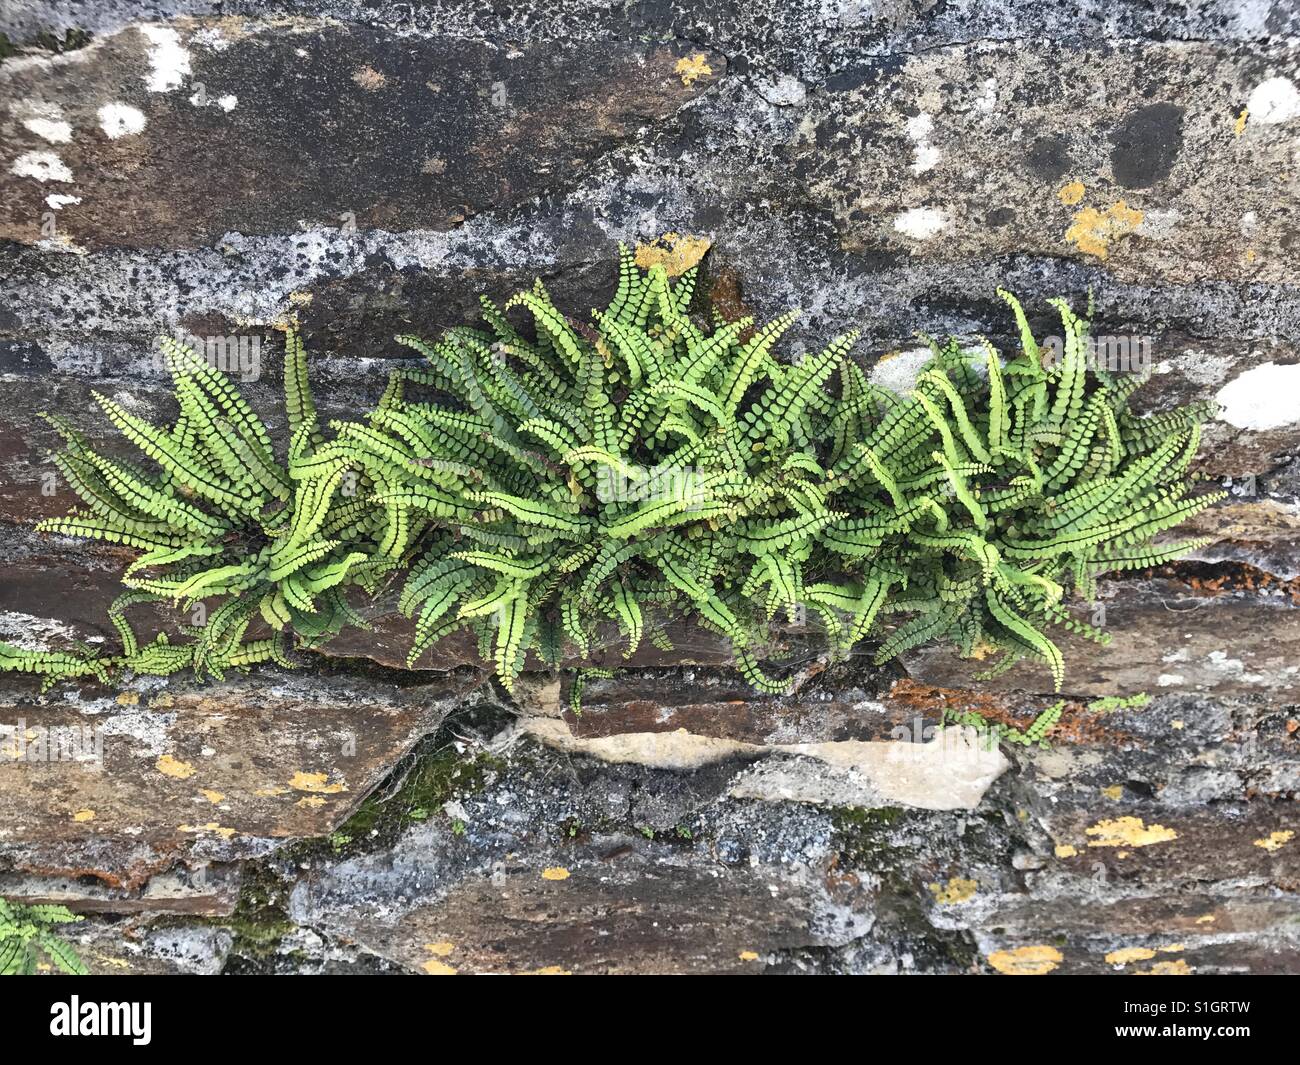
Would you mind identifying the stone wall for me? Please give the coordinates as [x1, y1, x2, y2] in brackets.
[1, 2, 1298, 974]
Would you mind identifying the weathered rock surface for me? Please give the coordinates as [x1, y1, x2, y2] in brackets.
[0, 668, 480, 886]
[2, 1, 1299, 975]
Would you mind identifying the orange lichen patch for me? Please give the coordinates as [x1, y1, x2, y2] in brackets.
[1253, 830, 1294, 852]
[928, 877, 978, 904]
[1105, 946, 1156, 966]
[1064, 201, 1144, 259]
[352, 65, 386, 90]
[1054, 844, 1078, 859]
[674, 53, 713, 87]
[987, 945, 1062, 975]
[738, 950, 760, 961]
[156, 754, 195, 780]
[72, 809, 95, 822]
[1058, 180, 1085, 206]
[289, 771, 348, 794]
[1086, 816, 1178, 848]
[1101, 784, 1124, 801]
[116, 692, 139, 706]
[521, 965, 572, 975]
[200, 789, 226, 804]
[634, 232, 712, 276]
[179, 822, 236, 840]
[541, 866, 571, 881]
[1135, 959, 1192, 976]
[1235, 108, 1248, 136]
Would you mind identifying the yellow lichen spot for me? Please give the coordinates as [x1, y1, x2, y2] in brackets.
[1195, 914, 1216, 925]
[674, 53, 713, 87]
[634, 232, 712, 276]
[1085, 816, 1178, 848]
[1054, 844, 1078, 859]
[1116, 850, 1130, 859]
[1058, 180, 1085, 206]
[1100, 784, 1124, 801]
[521, 965, 572, 975]
[288, 291, 313, 307]
[254, 785, 290, 797]
[200, 789, 226, 804]
[149, 693, 174, 709]
[928, 877, 978, 905]
[92, 952, 130, 969]
[352, 65, 386, 91]
[1253, 830, 1294, 852]
[72, 808, 95, 822]
[180, 822, 237, 840]
[1171, 719, 1185, 730]
[422, 958, 457, 975]
[1235, 108, 1248, 137]
[424, 942, 455, 957]
[156, 754, 196, 780]
[1064, 200, 1144, 259]
[1245, 248, 1258, 263]
[541, 866, 571, 881]
[296, 795, 326, 808]
[738, 950, 760, 961]
[1135, 958, 1192, 976]
[1160, 943, 1186, 953]
[987, 945, 1063, 975]
[289, 771, 348, 794]
[966, 640, 1000, 661]
[116, 691, 139, 706]
[1105, 946, 1156, 966]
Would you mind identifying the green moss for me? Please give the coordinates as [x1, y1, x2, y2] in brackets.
[832, 805, 907, 867]
[323, 739, 504, 858]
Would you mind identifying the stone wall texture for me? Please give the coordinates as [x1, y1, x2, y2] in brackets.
[1, 2, 1298, 974]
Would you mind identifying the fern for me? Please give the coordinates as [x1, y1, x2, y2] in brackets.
[7, 248, 1221, 696]
[0, 897, 86, 975]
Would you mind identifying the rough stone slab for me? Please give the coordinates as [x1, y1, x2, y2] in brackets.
[0, 862, 239, 916]
[316, 851, 847, 975]
[0, 669, 479, 890]
[903, 577, 1300, 697]
[0, 20, 724, 249]
[790, 40, 1300, 285]
[522, 717, 1010, 811]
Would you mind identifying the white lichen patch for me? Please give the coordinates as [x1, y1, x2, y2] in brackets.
[1216, 362, 1300, 430]
[9, 150, 72, 183]
[22, 117, 72, 143]
[98, 102, 146, 138]
[893, 206, 947, 239]
[1246, 77, 1300, 125]
[45, 194, 82, 210]
[869, 347, 932, 394]
[139, 25, 191, 93]
[905, 113, 940, 175]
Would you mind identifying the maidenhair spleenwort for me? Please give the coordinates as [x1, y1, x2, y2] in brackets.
[1, 248, 1222, 696]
